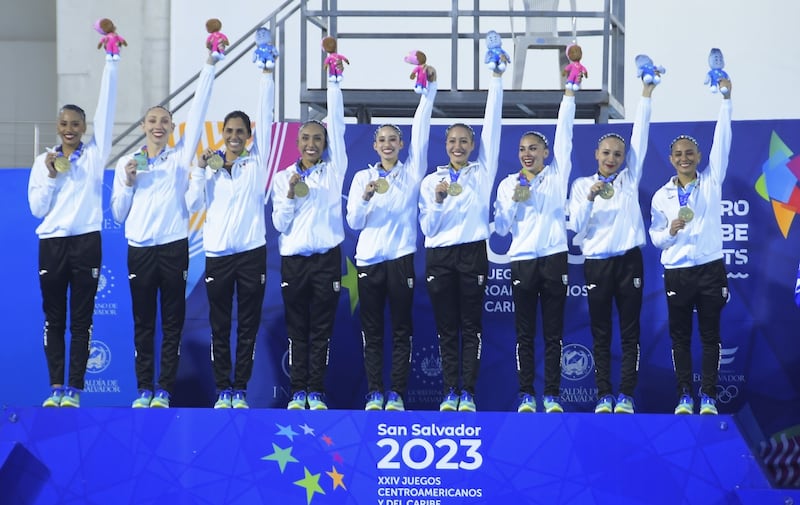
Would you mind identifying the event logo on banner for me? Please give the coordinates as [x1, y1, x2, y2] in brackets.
[93, 264, 119, 317]
[755, 131, 800, 238]
[407, 344, 443, 407]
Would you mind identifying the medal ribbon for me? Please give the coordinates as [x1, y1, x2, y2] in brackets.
[296, 160, 317, 181]
[518, 170, 532, 187]
[141, 145, 167, 165]
[56, 142, 85, 163]
[597, 171, 618, 185]
[448, 166, 462, 185]
[677, 179, 698, 207]
[377, 165, 390, 180]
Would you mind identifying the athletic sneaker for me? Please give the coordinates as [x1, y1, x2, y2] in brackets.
[307, 392, 328, 410]
[214, 389, 233, 409]
[287, 391, 307, 410]
[384, 391, 405, 411]
[42, 387, 64, 407]
[458, 391, 476, 412]
[60, 387, 80, 408]
[674, 394, 694, 415]
[543, 395, 564, 413]
[150, 389, 170, 408]
[232, 391, 249, 409]
[439, 388, 459, 412]
[517, 393, 536, 413]
[364, 391, 384, 411]
[699, 394, 718, 415]
[613, 394, 635, 414]
[594, 394, 614, 414]
[132, 389, 153, 408]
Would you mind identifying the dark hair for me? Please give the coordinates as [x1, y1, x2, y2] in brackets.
[597, 132, 626, 147]
[445, 122, 475, 141]
[669, 134, 699, 151]
[299, 119, 329, 148]
[223, 110, 252, 136]
[373, 124, 403, 141]
[520, 130, 549, 148]
[59, 104, 86, 122]
[145, 105, 173, 119]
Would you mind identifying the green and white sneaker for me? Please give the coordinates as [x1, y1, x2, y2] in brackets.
[439, 388, 459, 412]
[42, 387, 64, 407]
[364, 391, 384, 411]
[543, 395, 564, 413]
[232, 391, 249, 409]
[384, 391, 405, 411]
[59, 387, 80, 408]
[132, 390, 153, 408]
[214, 389, 233, 409]
[613, 393, 635, 414]
[287, 391, 307, 410]
[307, 392, 328, 410]
[674, 394, 694, 415]
[699, 394, 718, 415]
[594, 394, 614, 414]
[150, 389, 170, 408]
[517, 393, 536, 413]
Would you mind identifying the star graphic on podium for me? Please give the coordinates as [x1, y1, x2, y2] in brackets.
[326, 466, 347, 490]
[261, 443, 299, 473]
[294, 467, 326, 504]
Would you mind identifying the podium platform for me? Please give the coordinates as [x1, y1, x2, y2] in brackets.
[1, 407, 797, 505]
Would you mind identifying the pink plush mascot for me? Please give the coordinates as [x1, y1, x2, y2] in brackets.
[562, 44, 588, 91]
[404, 50, 429, 94]
[206, 18, 229, 61]
[95, 18, 127, 61]
[322, 36, 349, 82]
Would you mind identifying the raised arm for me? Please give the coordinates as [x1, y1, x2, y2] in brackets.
[93, 59, 120, 168]
[707, 80, 732, 185]
[476, 74, 503, 181]
[625, 82, 654, 186]
[326, 81, 347, 178]
[407, 77, 438, 181]
[178, 58, 217, 168]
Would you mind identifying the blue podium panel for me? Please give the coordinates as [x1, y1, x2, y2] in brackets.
[0, 440, 49, 505]
[0, 408, 773, 505]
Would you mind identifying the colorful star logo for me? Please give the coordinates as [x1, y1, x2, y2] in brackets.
[755, 131, 800, 237]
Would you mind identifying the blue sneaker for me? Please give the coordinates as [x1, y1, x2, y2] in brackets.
[614, 393, 635, 414]
[385, 391, 405, 411]
[674, 394, 694, 415]
[543, 395, 564, 413]
[287, 391, 307, 410]
[365, 391, 384, 411]
[214, 389, 233, 409]
[458, 390, 476, 412]
[150, 389, 170, 408]
[594, 394, 614, 414]
[231, 390, 249, 409]
[132, 389, 153, 408]
[42, 387, 64, 407]
[307, 392, 328, 410]
[699, 394, 718, 415]
[439, 388, 459, 412]
[60, 387, 81, 408]
[517, 393, 536, 413]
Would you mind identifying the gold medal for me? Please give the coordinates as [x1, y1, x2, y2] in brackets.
[598, 182, 615, 199]
[54, 156, 71, 173]
[207, 153, 224, 171]
[678, 206, 694, 222]
[375, 178, 389, 194]
[514, 185, 531, 202]
[294, 180, 309, 197]
[447, 182, 463, 196]
[134, 152, 149, 172]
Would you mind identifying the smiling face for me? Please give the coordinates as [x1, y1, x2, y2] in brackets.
[222, 116, 251, 157]
[595, 137, 626, 177]
[670, 139, 702, 182]
[141, 106, 174, 149]
[518, 134, 549, 174]
[373, 125, 404, 167]
[445, 125, 475, 168]
[297, 121, 327, 167]
[56, 108, 86, 151]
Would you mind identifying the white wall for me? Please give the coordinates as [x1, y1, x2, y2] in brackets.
[169, 0, 800, 124]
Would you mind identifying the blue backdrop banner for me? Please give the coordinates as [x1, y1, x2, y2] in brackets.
[2, 117, 799, 443]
